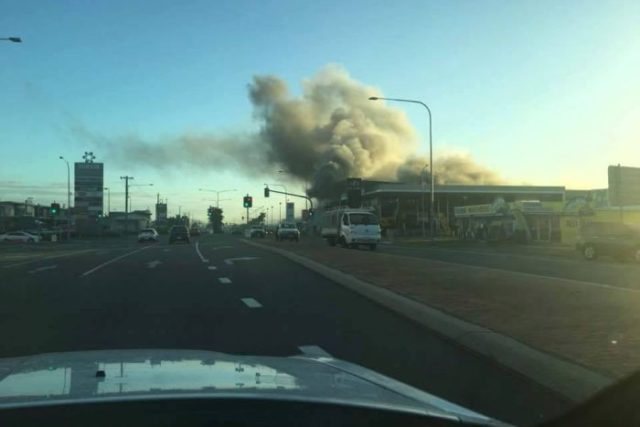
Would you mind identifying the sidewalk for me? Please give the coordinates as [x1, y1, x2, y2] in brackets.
[255, 237, 640, 379]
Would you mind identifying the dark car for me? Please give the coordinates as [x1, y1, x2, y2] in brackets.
[190, 226, 201, 236]
[169, 225, 190, 244]
[576, 222, 640, 262]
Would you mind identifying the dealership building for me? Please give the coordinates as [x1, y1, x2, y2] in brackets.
[318, 165, 640, 243]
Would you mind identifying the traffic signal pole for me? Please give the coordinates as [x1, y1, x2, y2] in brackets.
[264, 187, 313, 210]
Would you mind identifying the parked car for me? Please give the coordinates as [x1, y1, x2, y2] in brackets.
[169, 225, 190, 244]
[137, 228, 159, 242]
[276, 223, 300, 241]
[576, 222, 640, 262]
[0, 231, 41, 243]
[244, 226, 266, 239]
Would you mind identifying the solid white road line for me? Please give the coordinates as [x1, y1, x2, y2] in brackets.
[208, 266, 217, 270]
[28, 265, 58, 274]
[195, 241, 209, 263]
[218, 277, 232, 284]
[241, 297, 262, 308]
[210, 246, 234, 250]
[81, 246, 152, 277]
[224, 257, 259, 265]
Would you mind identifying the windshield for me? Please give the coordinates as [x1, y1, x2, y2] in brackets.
[1, 2, 639, 426]
[349, 214, 378, 226]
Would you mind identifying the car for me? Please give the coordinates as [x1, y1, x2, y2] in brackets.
[169, 225, 191, 244]
[137, 228, 159, 242]
[244, 225, 266, 239]
[276, 223, 300, 241]
[190, 226, 201, 236]
[0, 231, 41, 243]
[576, 222, 640, 262]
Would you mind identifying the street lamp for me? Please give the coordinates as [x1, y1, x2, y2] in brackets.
[369, 96, 434, 238]
[58, 156, 71, 239]
[104, 187, 111, 216]
[0, 37, 22, 43]
[198, 188, 237, 208]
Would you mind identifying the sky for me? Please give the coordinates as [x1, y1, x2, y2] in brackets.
[1, 0, 639, 222]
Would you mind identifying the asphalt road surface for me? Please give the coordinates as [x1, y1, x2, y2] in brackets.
[0, 234, 571, 426]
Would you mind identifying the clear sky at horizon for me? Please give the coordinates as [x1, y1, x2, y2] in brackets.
[1, 0, 638, 222]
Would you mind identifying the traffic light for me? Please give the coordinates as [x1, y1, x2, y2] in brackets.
[243, 196, 253, 208]
[308, 208, 314, 219]
[264, 187, 270, 198]
[50, 203, 60, 216]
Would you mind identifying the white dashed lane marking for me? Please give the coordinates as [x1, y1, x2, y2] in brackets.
[218, 277, 232, 284]
[28, 265, 58, 274]
[208, 266, 217, 271]
[241, 298, 262, 308]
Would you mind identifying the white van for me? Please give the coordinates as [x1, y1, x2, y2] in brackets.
[321, 208, 381, 250]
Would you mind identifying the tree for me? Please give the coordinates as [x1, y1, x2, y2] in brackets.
[248, 212, 266, 226]
[207, 206, 224, 233]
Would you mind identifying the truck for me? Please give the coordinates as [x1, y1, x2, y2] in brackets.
[320, 208, 381, 250]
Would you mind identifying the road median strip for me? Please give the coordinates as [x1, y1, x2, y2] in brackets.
[241, 238, 613, 402]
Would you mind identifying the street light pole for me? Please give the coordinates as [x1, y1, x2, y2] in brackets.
[58, 156, 71, 239]
[120, 176, 134, 233]
[198, 188, 237, 208]
[104, 187, 111, 216]
[369, 96, 434, 238]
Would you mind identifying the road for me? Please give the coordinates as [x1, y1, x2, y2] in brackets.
[0, 234, 571, 426]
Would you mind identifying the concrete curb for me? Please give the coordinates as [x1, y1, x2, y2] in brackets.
[241, 239, 613, 402]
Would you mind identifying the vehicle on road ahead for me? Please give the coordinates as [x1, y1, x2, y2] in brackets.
[190, 226, 201, 236]
[0, 231, 41, 243]
[245, 225, 266, 239]
[577, 222, 640, 262]
[276, 222, 300, 241]
[137, 228, 159, 242]
[169, 225, 190, 244]
[321, 208, 381, 250]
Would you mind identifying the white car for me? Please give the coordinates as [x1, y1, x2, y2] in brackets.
[276, 223, 300, 241]
[0, 231, 41, 243]
[137, 228, 159, 242]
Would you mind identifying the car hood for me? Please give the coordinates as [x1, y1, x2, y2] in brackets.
[0, 348, 506, 426]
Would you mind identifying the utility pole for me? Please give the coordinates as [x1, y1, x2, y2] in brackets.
[120, 176, 134, 233]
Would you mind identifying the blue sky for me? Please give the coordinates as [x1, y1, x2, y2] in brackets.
[1, 0, 639, 222]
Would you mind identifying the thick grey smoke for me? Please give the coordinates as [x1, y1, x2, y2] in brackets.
[396, 153, 503, 185]
[75, 65, 502, 197]
[248, 65, 417, 197]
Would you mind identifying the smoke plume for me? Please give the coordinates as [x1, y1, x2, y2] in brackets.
[76, 65, 502, 197]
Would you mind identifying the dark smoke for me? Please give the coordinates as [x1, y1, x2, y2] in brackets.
[396, 154, 503, 185]
[74, 65, 502, 197]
